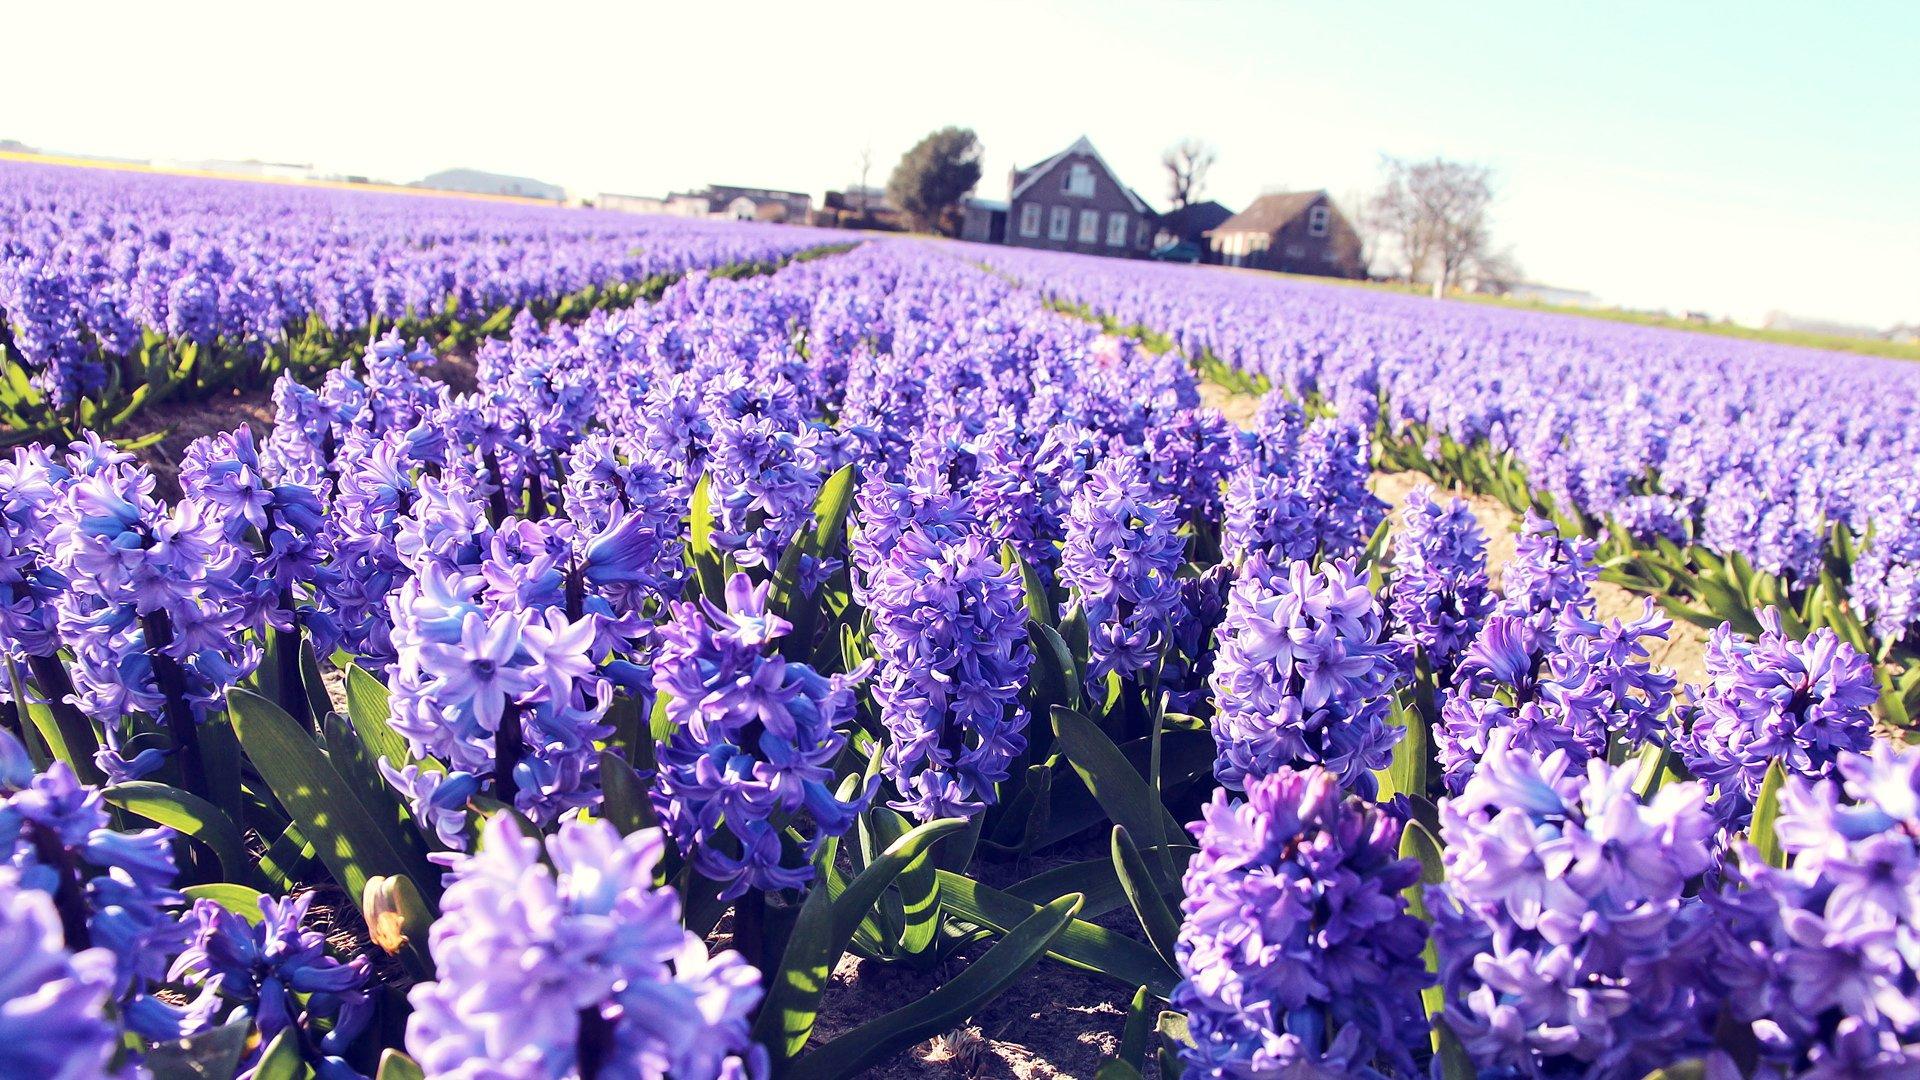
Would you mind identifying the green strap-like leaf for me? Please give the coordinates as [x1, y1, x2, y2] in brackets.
[142, 1016, 255, 1080]
[1749, 759, 1789, 869]
[1111, 826, 1182, 966]
[1399, 818, 1450, 1038]
[346, 663, 425, 774]
[598, 750, 656, 835]
[935, 870, 1177, 998]
[228, 688, 440, 911]
[375, 1050, 427, 1080]
[104, 781, 265, 890]
[250, 1028, 310, 1080]
[787, 893, 1083, 1080]
[1052, 707, 1182, 872]
[181, 883, 268, 924]
[752, 816, 967, 1058]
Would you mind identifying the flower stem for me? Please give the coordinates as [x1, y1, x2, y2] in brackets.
[141, 611, 210, 801]
[494, 699, 524, 804]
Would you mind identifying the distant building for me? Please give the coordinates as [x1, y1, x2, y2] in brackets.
[959, 197, 1008, 243]
[598, 192, 668, 215]
[1206, 190, 1364, 278]
[416, 168, 565, 201]
[666, 185, 811, 222]
[823, 186, 892, 214]
[1004, 136, 1154, 259]
[1153, 200, 1236, 261]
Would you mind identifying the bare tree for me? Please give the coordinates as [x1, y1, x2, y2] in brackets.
[1367, 155, 1498, 296]
[1341, 187, 1382, 278]
[1162, 139, 1216, 210]
[856, 145, 873, 216]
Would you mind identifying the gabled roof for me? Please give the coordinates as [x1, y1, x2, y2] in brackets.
[1009, 136, 1150, 215]
[1210, 190, 1328, 235]
[1157, 200, 1236, 236]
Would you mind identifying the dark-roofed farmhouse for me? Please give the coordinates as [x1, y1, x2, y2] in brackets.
[1206, 190, 1364, 278]
[1005, 137, 1154, 258]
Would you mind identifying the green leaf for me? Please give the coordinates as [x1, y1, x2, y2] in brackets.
[787, 893, 1083, 1080]
[1052, 707, 1182, 872]
[598, 750, 656, 835]
[181, 883, 269, 924]
[1399, 817, 1452, 1042]
[1381, 693, 1428, 803]
[1006, 541, 1054, 626]
[251, 1028, 310, 1080]
[1433, 1016, 1476, 1080]
[688, 472, 715, 556]
[1026, 623, 1081, 718]
[753, 817, 967, 1058]
[870, 807, 942, 956]
[375, 1051, 427, 1080]
[21, 654, 106, 786]
[346, 663, 428, 774]
[1111, 826, 1181, 965]
[143, 1016, 255, 1080]
[104, 781, 264, 890]
[1117, 985, 1155, 1069]
[228, 688, 440, 910]
[935, 870, 1178, 998]
[1750, 759, 1789, 869]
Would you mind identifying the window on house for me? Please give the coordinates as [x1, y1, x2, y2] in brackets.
[1135, 220, 1150, 248]
[1048, 205, 1071, 240]
[1308, 205, 1330, 236]
[1323, 248, 1338, 263]
[1019, 203, 1042, 238]
[1285, 244, 1307, 259]
[1062, 162, 1096, 197]
[1106, 212, 1128, 247]
[1078, 208, 1100, 243]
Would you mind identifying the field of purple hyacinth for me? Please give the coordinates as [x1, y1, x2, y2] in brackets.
[0, 164, 1915, 1079]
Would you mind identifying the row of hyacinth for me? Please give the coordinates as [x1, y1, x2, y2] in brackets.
[0, 157, 842, 410]
[0, 183, 1914, 1079]
[971, 242, 1920, 647]
[1174, 737, 1920, 1079]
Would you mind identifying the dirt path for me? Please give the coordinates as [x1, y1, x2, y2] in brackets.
[1202, 378, 1710, 685]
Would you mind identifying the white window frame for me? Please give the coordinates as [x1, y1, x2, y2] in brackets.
[1019, 203, 1042, 238]
[1062, 162, 1096, 197]
[1077, 208, 1100, 243]
[1308, 205, 1330, 237]
[1106, 211, 1128, 247]
[1048, 205, 1071, 240]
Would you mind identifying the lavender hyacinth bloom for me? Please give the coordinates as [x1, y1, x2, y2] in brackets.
[1173, 767, 1430, 1079]
[1430, 733, 1724, 1076]
[1675, 609, 1877, 827]
[1207, 557, 1403, 796]
[1499, 511, 1600, 626]
[1388, 485, 1492, 674]
[651, 574, 872, 898]
[868, 523, 1033, 821]
[407, 815, 767, 1079]
[1060, 456, 1185, 690]
[0, 867, 121, 1080]
[1712, 743, 1920, 1074]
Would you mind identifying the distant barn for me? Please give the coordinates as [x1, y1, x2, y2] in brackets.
[1206, 190, 1364, 278]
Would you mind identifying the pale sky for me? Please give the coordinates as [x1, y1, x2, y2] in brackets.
[7, 0, 1916, 328]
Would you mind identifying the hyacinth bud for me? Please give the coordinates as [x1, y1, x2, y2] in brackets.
[362, 874, 431, 956]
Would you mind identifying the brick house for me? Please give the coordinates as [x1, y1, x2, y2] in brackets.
[1005, 136, 1153, 258]
[1206, 190, 1365, 278]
